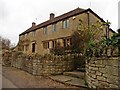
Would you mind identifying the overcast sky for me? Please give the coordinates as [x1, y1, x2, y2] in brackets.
[0, 0, 119, 45]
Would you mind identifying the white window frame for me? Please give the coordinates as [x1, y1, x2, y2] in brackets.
[43, 26, 48, 34]
[32, 31, 36, 37]
[52, 23, 57, 32]
[62, 19, 69, 29]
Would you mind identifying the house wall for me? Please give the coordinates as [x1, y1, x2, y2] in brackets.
[37, 13, 89, 55]
[18, 11, 113, 55]
[19, 13, 89, 55]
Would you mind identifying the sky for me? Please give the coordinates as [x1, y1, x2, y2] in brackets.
[0, 0, 119, 45]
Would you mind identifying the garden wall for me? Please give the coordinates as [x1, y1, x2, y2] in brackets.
[2, 50, 12, 66]
[86, 57, 120, 89]
[11, 51, 74, 75]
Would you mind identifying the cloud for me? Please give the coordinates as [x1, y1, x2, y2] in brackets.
[0, 0, 119, 45]
[0, 0, 6, 19]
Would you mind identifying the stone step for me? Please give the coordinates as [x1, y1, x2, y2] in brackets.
[49, 75, 87, 88]
[63, 71, 85, 79]
[76, 67, 85, 72]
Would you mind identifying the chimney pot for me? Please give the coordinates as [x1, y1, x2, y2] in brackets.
[32, 22, 36, 27]
[50, 13, 55, 20]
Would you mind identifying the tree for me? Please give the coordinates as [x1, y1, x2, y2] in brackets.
[50, 19, 109, 57]
[71, 19, 106, 55]
[111, 28, 120, 55]
[0, 35, 14, 50]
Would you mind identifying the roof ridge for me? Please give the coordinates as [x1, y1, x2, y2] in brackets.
[19, 8, 85, 35]
[54, 7, 84, 19]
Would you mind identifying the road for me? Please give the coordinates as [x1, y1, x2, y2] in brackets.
[1, 64, 18, 88]
[2, 66, 77, 88]
[2, 75, 17, 88]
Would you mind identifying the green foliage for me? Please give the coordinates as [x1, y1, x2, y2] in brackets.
[87, 28, 120, 57]
[50, 41, 65, 55]
[50, 47, 65, 55]
[113, 29, 120, 55]
[117, 28, 120, 33]
[71, 20, 105, 56]
[73, 54, 85, 70]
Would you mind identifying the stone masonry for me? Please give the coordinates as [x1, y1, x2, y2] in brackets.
[11, 51, 74, 75]
[86, 57, 120, 89]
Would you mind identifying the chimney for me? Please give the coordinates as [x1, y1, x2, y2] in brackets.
[50, 13, 55, 20]
[32, 22, 36, 27]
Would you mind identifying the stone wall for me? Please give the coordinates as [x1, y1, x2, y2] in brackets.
[11, 52, 74, 75]
[2, 50, 12, 66]
[86, 57, 120, 89]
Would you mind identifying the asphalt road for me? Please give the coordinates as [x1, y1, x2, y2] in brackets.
[2, 66, 77, 88]
[2, 75, 18, 88]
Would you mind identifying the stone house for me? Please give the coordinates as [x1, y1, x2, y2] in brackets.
[16, 8, 115, 55]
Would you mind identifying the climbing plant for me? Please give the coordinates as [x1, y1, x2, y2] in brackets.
[71, 19, 106, 56]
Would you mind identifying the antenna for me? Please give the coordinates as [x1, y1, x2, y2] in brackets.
[35, 18, 37, 21]
[34, 18, 38, 23]
[89, 0, 91, 8]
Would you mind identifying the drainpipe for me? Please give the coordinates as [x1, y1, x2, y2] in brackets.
[106, 20, 110, 39]
[86, 10, 90, 30]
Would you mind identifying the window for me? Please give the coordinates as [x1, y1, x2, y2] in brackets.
[22, 35, 25, 39]
[43, 26, 48, 34]
[62, 19, 69, 29]
[52, 40, 57, 48]
[43, 42, 49, 49]
[25, 34, 27, 38]
[66, 38, 72, 47]
[52, 23, 57, 32]
[66, 19, 69, 27]
[52, 41, 55, 48]
[32, 43, 36, 53]
[20, 36, 22, 40]
[63, 39, 66, 48]
[23, 45, 25, 51]
[33, 31, 36, 37]
[22, 45, 24, 51]
[63, 37, 72, 48]
[25, 45, 29, 51]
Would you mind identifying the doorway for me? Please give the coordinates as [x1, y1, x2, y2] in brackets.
[32, 43, 36, 53]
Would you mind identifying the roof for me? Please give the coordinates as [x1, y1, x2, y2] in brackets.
[109, 28, 116, 33]
[19, 8, 115, 36]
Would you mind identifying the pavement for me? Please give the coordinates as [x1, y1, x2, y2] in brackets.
[63, 71, 85, 79]
[0, 64, 2, 89]
[0, 64, 15, 89]
[2, 75, 17, 88]
[2, 66, 82, 88]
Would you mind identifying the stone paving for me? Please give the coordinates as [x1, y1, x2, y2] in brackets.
[49, 71, 86, 88]
[63, 71, 85, 79]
